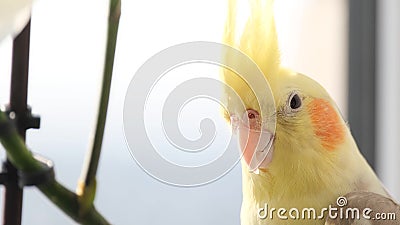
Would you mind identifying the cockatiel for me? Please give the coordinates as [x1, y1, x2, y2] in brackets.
[221, 0, 399, 225]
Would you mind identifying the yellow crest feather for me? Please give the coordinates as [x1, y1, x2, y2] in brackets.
[222, 0, 280, 115]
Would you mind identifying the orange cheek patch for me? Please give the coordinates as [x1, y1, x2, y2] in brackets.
[307, 99, 345, 151]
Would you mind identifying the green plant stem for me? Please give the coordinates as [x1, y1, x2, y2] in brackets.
[0, 112, 111, 225]
[77, 0, 121, 207]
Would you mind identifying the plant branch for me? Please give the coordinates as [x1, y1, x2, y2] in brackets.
[0, 0, 121, 223]
[0, 112, 111, 225]
[77, 0, 121, 210]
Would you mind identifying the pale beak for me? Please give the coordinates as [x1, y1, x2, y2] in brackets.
[231, 112, 275, 173]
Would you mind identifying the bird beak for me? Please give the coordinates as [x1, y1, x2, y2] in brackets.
[237, 119, 274, 173]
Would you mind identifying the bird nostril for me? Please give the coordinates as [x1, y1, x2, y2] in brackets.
[246, 109, 259, 119]
[242, 109, 262, 131]
[248, 112, 256, 119]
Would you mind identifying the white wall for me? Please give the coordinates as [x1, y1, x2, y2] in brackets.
[275, 0, 348, 115]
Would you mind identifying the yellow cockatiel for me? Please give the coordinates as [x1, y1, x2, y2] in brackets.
[221, 0, 399, 225]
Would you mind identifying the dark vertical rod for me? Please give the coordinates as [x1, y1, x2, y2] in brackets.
[2, 20, 31, 225]
[348, 0, 377, 168]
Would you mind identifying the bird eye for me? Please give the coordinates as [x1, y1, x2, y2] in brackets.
[289, 93, 302, 109]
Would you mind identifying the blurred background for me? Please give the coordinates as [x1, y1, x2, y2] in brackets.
[0, 0, 398, 224]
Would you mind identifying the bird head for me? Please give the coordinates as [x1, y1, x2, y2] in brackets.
[222, 0, 347, 180]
